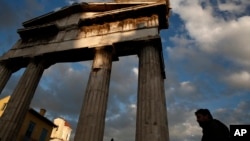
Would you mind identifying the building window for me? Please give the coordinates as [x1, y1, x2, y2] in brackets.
[39, 128, 48, 141]
[24, 121, 36, 140]
[1, 103, 7, 111]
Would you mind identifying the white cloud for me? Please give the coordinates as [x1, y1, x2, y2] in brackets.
[171, 1, 218, 50]
[171, 0, 250, 68]
[53, 7, 62, 12]
[215, 16, 250, 67]
[224, 71, 250, 89]
[168, 107, 202, 141]
[132, 67, 138, 76]
[180, 81, 196, 93]
[218, 2, 242, 13]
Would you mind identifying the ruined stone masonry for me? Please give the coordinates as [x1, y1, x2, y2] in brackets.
[0, 0, 171, 141]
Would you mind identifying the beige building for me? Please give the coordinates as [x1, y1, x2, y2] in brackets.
[50, 117, 72, 141]
[0, 95, 9, 116]
[0, 95, 57, 141]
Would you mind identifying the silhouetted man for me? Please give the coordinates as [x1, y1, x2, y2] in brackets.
[195, 109, 230, 141]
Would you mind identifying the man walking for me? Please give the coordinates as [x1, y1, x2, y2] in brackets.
[195, 109, 230, 141]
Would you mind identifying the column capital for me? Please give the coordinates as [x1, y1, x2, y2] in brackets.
[92, 46, 114, 69]
[140, 36, 162, 48]
[0, 61, 21, 73]
[138, 37, 166, 79]
[28, 57, 55, 69]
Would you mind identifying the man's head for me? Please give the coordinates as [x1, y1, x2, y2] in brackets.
[195, 109, 213, 128]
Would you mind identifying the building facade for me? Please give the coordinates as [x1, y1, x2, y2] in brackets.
[0, 95, 57, 141]
[50, 118, 72, 141]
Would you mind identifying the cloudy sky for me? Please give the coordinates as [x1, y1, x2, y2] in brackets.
[0, 0, 250, 141]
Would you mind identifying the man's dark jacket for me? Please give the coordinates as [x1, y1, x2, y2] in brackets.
[201, 119, 230, 141]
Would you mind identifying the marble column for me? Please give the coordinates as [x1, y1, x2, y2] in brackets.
[75, 46, 113, 141]
[0, 59, 45, 141]
[0, 63, 13, 94]
[136, 43, 169, 141]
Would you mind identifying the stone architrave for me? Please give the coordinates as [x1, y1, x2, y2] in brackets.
[74, 46, 113, 141]
[136, 42, 169, 141]
[0, 59, 45, 141]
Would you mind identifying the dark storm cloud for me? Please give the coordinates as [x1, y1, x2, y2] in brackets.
[164, 35, 229, 103]
[104, 56, 138, 127]
[104, 104, 136, 141]
[0, 0, 43, 29]
[31, 62, 91, 115]
[109, 56, 138, 104]
[214, 100, 250, 125]
[0, 0, 44, 54]
[105, 56, 138, 141]
[0, 1, 19, 28]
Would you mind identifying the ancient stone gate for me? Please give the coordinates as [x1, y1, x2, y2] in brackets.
[0, 0, 171, 141]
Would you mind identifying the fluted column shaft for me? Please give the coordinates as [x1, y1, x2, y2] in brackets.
[75, 46, 113, 141]
[0, 64, 13, 94]
[136, 44, 169, 141]
[0, 59, 45, 141]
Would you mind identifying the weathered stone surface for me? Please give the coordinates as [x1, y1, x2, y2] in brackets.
[0, 1, 170, 62]
[79, 15, 159, 38]
[0, 60, 45, 141]
[74, 46, 113, 141]
[0, 2, 170, 141]
[136, 43, 169, 141]
[0, 64, 13, 94]
[0, 14, 160, 61]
